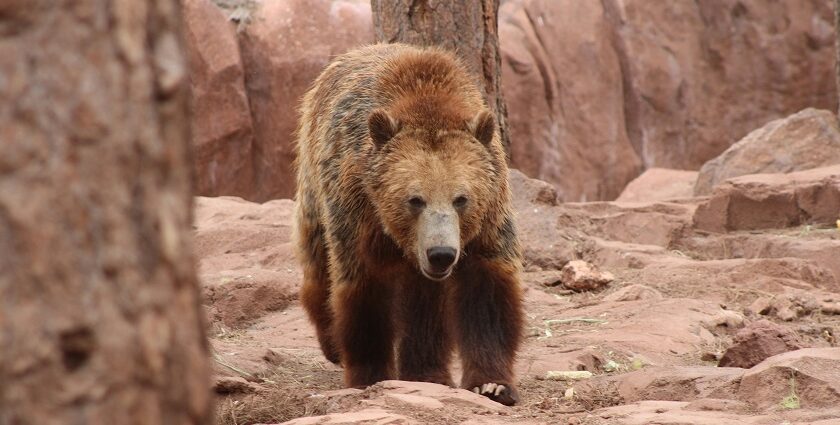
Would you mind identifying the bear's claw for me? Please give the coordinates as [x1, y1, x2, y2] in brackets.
[471, 382, 518, 406]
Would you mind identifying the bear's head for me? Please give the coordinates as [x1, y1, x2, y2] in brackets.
[366, 108, 499, 281]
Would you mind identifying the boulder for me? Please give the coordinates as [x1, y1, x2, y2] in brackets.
[718, 320, 804, 368]
[738, 348, 840, 410]
[238, 0, 373, 201]
[183, 0, 255, 197]
[508, 170, 575, 270]
[617, 168, 698, 202]
[695, 109, 840, 195]
[693, 165, 840, 233]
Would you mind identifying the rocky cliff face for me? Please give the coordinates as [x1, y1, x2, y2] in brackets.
[183, 0, 837, 202]
[500, 0, 837, 201]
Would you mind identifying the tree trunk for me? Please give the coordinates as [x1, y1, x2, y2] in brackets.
[371, 0, 511, 157]
[836, 0, 840, 117]
[0, 1, 212, 424]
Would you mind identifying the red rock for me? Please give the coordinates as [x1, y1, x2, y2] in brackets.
[213, 375, 261, 394]
[530, 298, 723, 367]
[191, 168, 840, 423]
[500, 0, 835, 202]
[610, 1, 836, 172]
[616, 168, 698, 203]
[748, 297, 773, 316]
[183, 0, 255, 197]
[560, 260, 615, 291]
[695, 109, 840, 195]
[281, 408, 412, 425]
[238, 0, 373, 201]
[508, 170, 575, 270]
[262, 348, 287, 366]
[683, 398, 750, 413]
[509, 169, 559, 208]
[614, 366, 744, 402]
[500, 0, 643, 202]
[194, 196, 300, 328]
[738, 348, 840, 410]
[693, 165, 840, 233]
[769, 293, 822, 322]
[526, 270, 565, 287]
[592, 400, 767, 425]
[561, 201, 696, 248]
[379, 380, 505, 412]
[626, 256, 837, 302]
[582, 238, 668, 270]
[384, 393, 444, 410]
[718, 320, 804, 368]
[603, 284, 663, 302]
[702, 310, 746, 329]
[675, 233, 840, 288]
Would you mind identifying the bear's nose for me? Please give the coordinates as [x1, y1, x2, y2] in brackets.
[426, 246, 457, 272]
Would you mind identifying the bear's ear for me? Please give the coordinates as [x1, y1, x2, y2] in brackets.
[368, 109, 399, 149]
[468, 110, 496, 146]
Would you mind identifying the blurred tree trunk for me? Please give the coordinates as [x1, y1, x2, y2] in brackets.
[371, 0, 511, 157]
[836, 0, 840, 116]
[0, 1, 212, 424]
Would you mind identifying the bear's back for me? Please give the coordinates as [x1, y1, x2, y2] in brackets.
[298, 43, 484, 155]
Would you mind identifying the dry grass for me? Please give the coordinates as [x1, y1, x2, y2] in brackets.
[214, 348, 342, 425]
[216, 388, 311, 425]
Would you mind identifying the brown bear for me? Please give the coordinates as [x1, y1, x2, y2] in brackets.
[293, 43, 524, 406]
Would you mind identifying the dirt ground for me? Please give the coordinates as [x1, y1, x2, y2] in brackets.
[195, 170, 840, 425]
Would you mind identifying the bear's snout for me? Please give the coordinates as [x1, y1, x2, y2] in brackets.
[426, 246, 457, 273]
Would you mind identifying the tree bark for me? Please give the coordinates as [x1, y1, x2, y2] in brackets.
[836, 0, 840, 117]
[371, 0, 511, 157]
[0, 1, 212, 424]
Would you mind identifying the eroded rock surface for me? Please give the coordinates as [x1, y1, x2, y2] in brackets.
[695, 108, 840, 195]
[197, 166, 840, 423]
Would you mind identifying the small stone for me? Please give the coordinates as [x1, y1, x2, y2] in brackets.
[602, 360, 620, 372]
[603, 284, 663, 302]
[262, 348, 285, 365]
[748, 297, 773, 315]
[821, 301, 840, 315]
[702, 310, 745, 329]
[560, 260, 614, 292]
[544, 370, 593, 381]
[213, 376, 260, 395]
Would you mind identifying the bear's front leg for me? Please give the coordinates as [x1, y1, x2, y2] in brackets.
[397, 275, 454, 386]
[330, 279, 396, 388]
[452, 258, 524, 406]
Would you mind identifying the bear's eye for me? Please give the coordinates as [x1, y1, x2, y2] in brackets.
[453, 196, 468, 208]
[408, 196, 426, 209]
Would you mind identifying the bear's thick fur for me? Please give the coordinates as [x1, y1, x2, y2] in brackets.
[294, 43, 524, 405]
